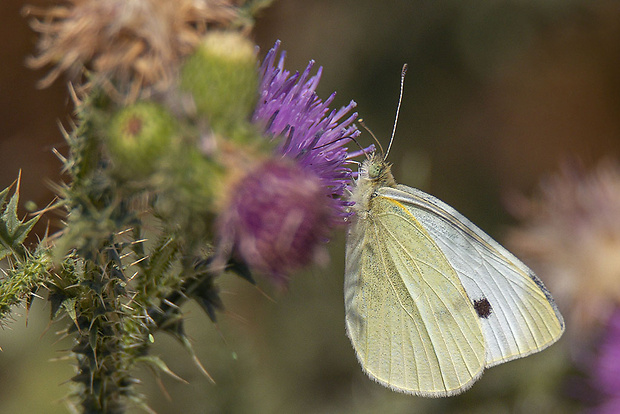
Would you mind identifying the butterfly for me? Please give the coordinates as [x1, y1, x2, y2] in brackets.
[344, 64, 564, 397]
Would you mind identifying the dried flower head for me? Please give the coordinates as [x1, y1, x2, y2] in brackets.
[507, 160, 620, 336]
[214, 41, 368, 283]
[24, 0, 239, 101]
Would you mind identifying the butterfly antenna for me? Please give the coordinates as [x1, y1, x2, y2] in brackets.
[358, 118, 383, 158]
[384, 63, 408, 160]
[312, 135, 367, 156]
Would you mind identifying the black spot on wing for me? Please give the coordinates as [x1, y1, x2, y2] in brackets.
[473, 298, 492, 319]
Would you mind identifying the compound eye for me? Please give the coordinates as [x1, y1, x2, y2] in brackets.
[368, 163, 382, 179]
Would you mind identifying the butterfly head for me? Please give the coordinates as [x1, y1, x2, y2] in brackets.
[363, 152, 395, 187]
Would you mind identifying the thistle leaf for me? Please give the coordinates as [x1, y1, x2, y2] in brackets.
[0, 178, 40, 261]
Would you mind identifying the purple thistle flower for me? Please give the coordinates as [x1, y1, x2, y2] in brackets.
[214, 41, 369, 283]
[253, 40, 368, 223]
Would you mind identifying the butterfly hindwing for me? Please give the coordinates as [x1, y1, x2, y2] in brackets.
[345, 192, 486, 397]
[381, 185, 565, 366]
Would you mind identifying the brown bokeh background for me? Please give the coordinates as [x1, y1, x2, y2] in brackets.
[0, 0, 68, 212]
[1, 0, 620, 412]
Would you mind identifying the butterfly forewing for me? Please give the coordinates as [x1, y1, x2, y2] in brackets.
[345, 193, 486, 397]
[381, 185, 565, 366]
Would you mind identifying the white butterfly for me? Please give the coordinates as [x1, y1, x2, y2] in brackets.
[344, 65, 564, 397]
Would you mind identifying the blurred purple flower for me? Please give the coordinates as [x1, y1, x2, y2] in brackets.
[507, 160, 620, 337]
[590, 309, 620, 414]
[216, 160, 334, 284]
[215, 41, 369, 283]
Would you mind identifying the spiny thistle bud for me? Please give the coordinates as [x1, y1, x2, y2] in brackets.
[181, 31, 258, 135]
[214, 159, 333, 285]
[106, 101, 178, 179]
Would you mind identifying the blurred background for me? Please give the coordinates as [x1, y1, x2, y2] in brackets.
[2, 0, 620, 412]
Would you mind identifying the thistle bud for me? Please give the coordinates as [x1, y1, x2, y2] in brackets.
[181, 31, 258, 135]
[215, 159, 332, 284]
[106, 101, 177, 179]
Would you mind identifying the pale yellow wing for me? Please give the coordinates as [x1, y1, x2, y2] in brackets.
[383, 185, 564, 367]
[344, 193, 486, 397]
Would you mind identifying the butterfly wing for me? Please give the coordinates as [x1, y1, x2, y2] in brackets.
[382, 185, 565, 367]
[344, 190, 486, 397]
